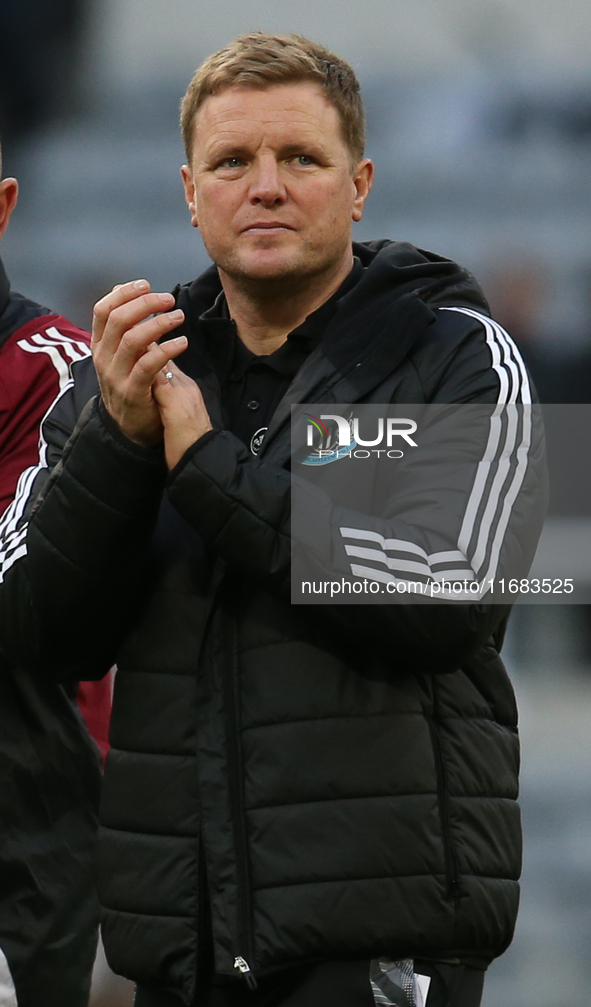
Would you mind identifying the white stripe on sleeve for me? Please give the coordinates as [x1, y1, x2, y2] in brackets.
[339, 308, 533, 596]
[0, 331, 91, 583]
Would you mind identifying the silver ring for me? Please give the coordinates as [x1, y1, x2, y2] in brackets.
[164, 370, 173, 380]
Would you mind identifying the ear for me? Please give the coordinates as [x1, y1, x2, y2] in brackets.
[351, 159, 374, 223]
[180, 165, 199, 228]
[0, 178, 18, 240]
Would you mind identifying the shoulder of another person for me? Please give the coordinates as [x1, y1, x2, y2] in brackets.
[45, 314, 91, 346]
[11, 313, 92, 399]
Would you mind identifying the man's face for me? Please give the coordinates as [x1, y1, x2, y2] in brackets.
[181, 82, 373, 289]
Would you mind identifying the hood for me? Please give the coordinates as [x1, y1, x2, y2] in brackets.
[351, 239, 490, 313]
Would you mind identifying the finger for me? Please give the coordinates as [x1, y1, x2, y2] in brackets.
[92, 279, 151, 346]
[154, 357, 186, 389]
[153, 361, 207, 420]
[127, 334, 188, 391]
[111, 309, 185, 377]
[156, 339, 188, 365]
[98, 293, 178, 363]
[161, 358, 183, 378]
[154, 367, 174, 390]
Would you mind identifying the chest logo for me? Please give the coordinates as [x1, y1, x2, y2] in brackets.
[250, 427, 267, 455]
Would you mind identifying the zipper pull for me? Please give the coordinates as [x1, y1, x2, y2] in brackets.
[234, 956, 258, 990]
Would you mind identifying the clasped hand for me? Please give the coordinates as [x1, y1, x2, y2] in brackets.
[92, 279, 212, 470]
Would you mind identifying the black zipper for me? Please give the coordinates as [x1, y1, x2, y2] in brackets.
[428, 715, 461, 901]
[194, 590, 220, 995]
[194, 837, 213, 990]
[222, 596, 258, 988]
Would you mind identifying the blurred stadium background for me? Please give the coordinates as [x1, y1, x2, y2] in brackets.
[2, 1, 591, 1004]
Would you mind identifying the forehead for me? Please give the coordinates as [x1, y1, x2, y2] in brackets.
[192, 82, 343, 150]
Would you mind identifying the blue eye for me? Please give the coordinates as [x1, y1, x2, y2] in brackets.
[296, 154, 315, 165]
[221, 157, 243, 169]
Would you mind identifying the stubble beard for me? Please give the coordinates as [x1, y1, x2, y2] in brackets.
[212, 236, 351, 304]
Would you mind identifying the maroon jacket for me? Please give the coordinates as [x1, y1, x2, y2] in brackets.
[0, 255, 105, 1004]
[0, 257, 112, 753]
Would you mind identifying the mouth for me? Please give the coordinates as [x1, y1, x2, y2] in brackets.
[242, 223, 294, 234]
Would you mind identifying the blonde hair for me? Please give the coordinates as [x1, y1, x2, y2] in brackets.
[180, 32, 365, 164]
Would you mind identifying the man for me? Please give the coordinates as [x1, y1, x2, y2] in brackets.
[0, 147, 108, 1006]
[0, 34, 545, 1007]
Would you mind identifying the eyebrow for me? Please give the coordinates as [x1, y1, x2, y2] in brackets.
[205, 139, 328, 163]
[206, 143, 251, 161]
[278, 142, 324, 157]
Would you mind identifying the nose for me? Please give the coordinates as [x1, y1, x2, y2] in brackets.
[248, 155, 287, 207]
